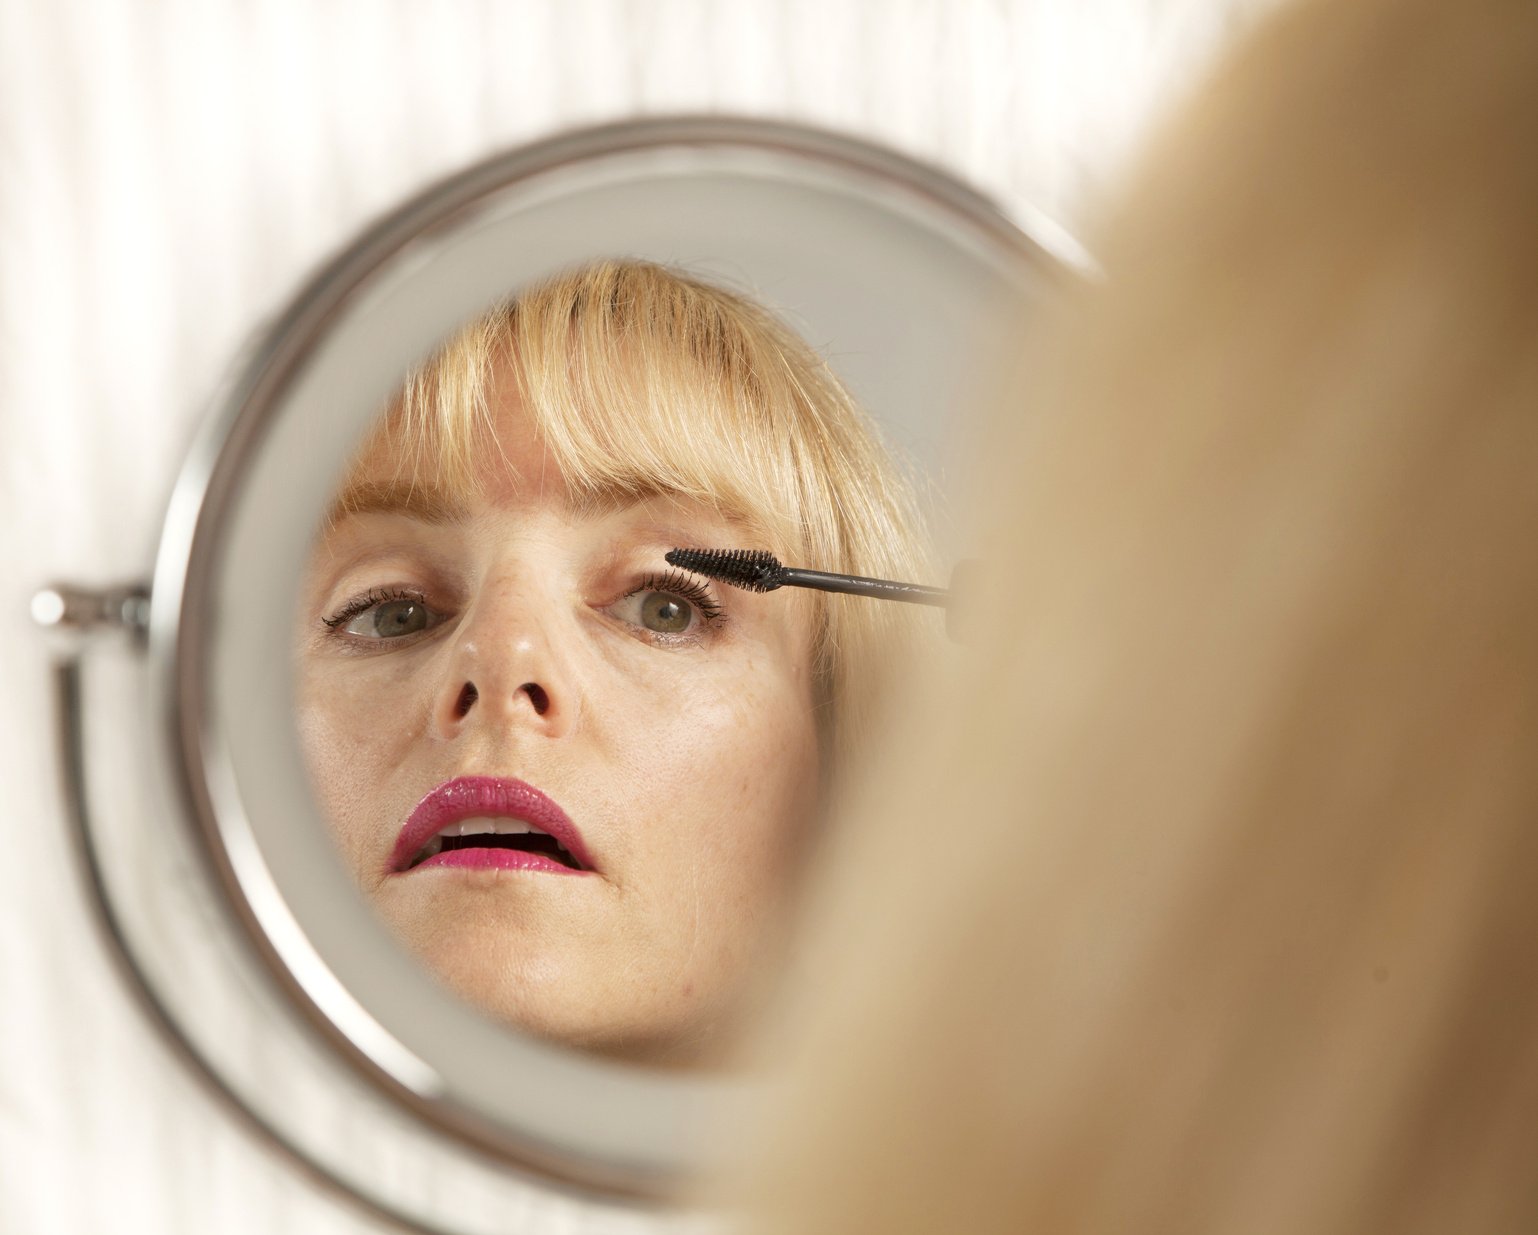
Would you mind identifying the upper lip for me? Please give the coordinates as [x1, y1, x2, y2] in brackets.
[388, 775, 595, 873]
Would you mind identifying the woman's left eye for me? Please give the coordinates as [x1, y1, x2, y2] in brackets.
[607, 572, 724, 640]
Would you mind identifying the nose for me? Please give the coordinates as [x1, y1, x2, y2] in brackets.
[430, 594, 575, 742]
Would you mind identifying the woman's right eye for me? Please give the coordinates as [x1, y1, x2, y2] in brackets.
[323, 590, 445, 641]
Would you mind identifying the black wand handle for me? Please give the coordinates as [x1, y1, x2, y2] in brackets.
[778, 568, 950, 607]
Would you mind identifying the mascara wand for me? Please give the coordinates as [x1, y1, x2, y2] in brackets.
[665, 548, 950, 609]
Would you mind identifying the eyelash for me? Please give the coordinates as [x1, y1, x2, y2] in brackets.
[320, 586, 428, 631]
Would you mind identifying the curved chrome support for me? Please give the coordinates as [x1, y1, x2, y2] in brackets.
[51, 652, 467, 1235]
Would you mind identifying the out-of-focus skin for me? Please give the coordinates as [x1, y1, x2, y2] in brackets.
[295, 367, 822, 1066]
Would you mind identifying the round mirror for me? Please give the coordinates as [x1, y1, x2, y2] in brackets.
[66, 117, 1077, 1227]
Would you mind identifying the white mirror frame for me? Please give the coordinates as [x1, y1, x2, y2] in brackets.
[55, 116, 1080, 1230]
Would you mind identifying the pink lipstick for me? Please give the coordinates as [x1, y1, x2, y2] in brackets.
[389, 776, 594, 875]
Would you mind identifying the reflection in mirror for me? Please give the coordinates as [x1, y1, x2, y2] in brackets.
[295, 259, 937, 1067]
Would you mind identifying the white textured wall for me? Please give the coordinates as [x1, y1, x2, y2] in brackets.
[0, 2, 1269, 1231]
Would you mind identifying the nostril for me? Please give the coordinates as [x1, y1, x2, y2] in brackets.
[454, 682, 478, 718]
[521, 683, 550, 716]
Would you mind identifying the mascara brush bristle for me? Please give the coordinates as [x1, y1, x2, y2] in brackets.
[665, 547, 787, 592]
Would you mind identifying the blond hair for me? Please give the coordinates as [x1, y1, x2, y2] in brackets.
[736, 0, 1538, 1230]
[354, 259, 932, 772]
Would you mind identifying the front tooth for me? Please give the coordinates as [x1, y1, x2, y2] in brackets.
[491, 819, 535, 835]
[453, 817, 495, 837]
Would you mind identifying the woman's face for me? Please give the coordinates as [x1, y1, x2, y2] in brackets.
[295, 374, 822, 1065]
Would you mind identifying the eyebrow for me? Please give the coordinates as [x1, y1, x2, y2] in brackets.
[326, 479, 470, 526]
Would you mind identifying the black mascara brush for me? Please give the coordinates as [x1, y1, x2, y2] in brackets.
[665, 548, 950, 609]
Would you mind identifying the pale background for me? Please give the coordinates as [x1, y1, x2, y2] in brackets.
[1, 2, 1270, 1231]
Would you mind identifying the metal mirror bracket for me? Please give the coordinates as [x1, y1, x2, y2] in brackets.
[34, 117, 1075, 1228]
[41, 608, 677, 1233]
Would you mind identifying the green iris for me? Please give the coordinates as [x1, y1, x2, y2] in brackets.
[640, 593, 693, 633]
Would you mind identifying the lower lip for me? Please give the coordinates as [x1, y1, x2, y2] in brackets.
[413, 848, 585, 875]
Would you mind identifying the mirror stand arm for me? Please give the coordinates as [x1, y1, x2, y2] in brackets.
[49, 651, 465, 1235]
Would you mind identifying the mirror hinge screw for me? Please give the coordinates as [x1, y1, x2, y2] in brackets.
[32, 583, 151, 638]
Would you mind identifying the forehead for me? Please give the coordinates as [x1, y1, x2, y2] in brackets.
[324, 478, 755, 553]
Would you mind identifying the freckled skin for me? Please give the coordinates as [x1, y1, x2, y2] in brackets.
[295, 387, 822, 1066]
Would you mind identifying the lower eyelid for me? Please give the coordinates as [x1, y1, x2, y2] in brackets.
[325, 620, 449, 658]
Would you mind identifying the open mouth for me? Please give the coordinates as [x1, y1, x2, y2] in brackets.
[390, 776, 594, 875]
[408, 817, 585, 871]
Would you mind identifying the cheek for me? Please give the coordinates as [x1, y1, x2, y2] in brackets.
[612, 653, 822, 886]
[296, 661, 431, 868]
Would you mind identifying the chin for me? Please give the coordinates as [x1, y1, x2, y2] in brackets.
[411, 938, 744, 1067]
